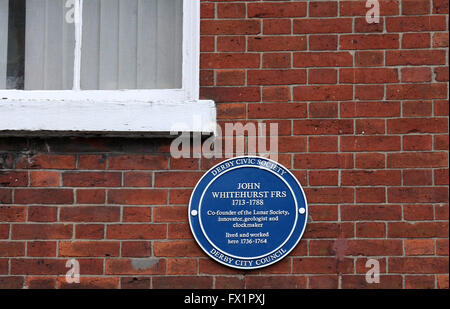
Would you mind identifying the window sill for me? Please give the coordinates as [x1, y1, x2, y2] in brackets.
[0, 99, 216, 137]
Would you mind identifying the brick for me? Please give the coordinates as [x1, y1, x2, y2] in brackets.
[62, 172, 121, 187]
[354, 17, 384, 33]
[340, 34, 399, 50]
[356, 187, 386, 203]
[386, 16, 446, 32]
[348, 239, 402, 255]
[12, 224, 72, 240]
[153, 276, 213, 289]
[404, 205, 434, 221]
[154, 241, 204, 257]
[341, 275, 402, 289]
[305, 188, 354, 204]
[76, 189, 105, 204]
[355, 51, 384, 67]
[386, 50, 446, 66]
[309, 170, 339, 186]
[387, 152, 448, 168]
[355, 153, 385, 169]
[107, 224, 166, 240]
[340, 0, 400, 16]
[0, 171, 27, 187]
[168, 258, 197, 275]
[262, 87, 291, 102]
[405, 275, 435, 289]
[402, 33, 430, 49]
[294, 52, 353, 67]
[28, 206, 57, 222]
[154, 206, 187, 223]
[341, 102, 401, 118]
[309, 1, 338, 17]
[11, 258, 102, 275]
[248, 2, 307, 18]
[355, 119, 385, 134]
[309, 35, 338, 51]
[200, 87, 261, 103]
[246, 276, 306, 289]
[75, 224, 104, 240]
[308, 136, 338, 153]
[15, 189, 73, 204]
[106, 258, 166, 275]
[294, 19, 352, 34]
[248, 36, 307, 51]
[108, 189, 167, 205]
[120, 277, 151, 289]
[248, 103, 306, 119]
[342, 170, 401, 186]
[309, 103, 338, 118]
[59, 241, 120, 257]
[217, 3, 245, 18]
[263, 19, 291, 34]
[402, 0, 430, 14]
[0, 242, 25, 257]
[389, 257, 449, 274]
[217, 36, 245, 52]
[402, 101, 432, 117]
[293, 85, 353, 101]
[0, 206, 26, 222]
[201, 20, 260, 35]
[60, 206, 120, 222]
[433, 0, 449, 13]
[16, 154, 75, 169]
[388, 118, 448, 133]
[294, 120, 353, 135]
[26, 277, 57, 289]
[108, 155, 168, 170]
[247, 69, 307, 85]
[78, 155, 107, 170]
[340, 136, 401, 151]
[404, 239, 435, 256]
[0, 277, 24, 289]
[58, 277, 118, 289]
[294, 154, 353, 169]
[356, 222, 386, 237]
[30, 171, 60, 187]
[155, 172, 202, 187]
[123, 207, 151, 222]
[433, 32, 449, 47]
[121, 241, 152, 257]
[293, 258, 353, 274]
[355, 85, 384, 100]
[216, 277, 245, 289]
[309, 69, 337, 84]
[308, 276, 339, 289]
[262, 53, 291, 68]
[388, 187, 448, 203]
[340, 68, 399, 84]
[403, 170, 433, 186]
[341, 205, 402, 221]
[389, 222, 449, 238]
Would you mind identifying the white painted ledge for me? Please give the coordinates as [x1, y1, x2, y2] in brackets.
[0, 99, 216, 137]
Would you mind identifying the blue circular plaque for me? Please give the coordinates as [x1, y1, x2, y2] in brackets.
[189, 156, 308, 270]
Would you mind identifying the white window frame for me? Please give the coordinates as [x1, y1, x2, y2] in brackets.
[0, 0, 216, 136]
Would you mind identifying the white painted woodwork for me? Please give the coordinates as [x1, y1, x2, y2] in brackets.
[0, 0, 9, 89]
[0, 0, 212, 135]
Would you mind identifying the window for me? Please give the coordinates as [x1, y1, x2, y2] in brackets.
[0, 0, 215, 135]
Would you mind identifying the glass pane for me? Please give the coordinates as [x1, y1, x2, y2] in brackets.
[80, 0, 183, 90]
[24, 0, 75, 90]
[6, 0, 25, 89]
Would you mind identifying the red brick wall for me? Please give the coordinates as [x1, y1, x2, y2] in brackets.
[0, 0, 449, 289]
